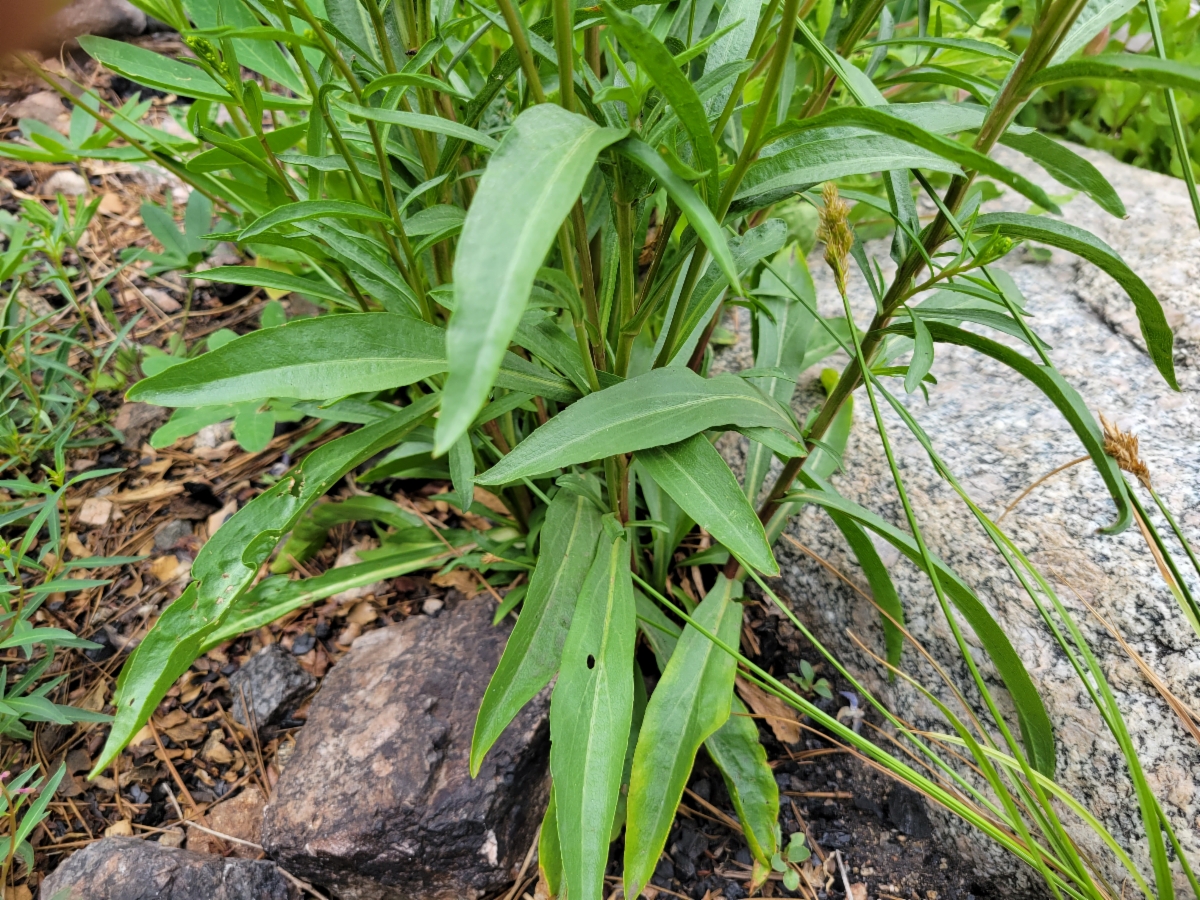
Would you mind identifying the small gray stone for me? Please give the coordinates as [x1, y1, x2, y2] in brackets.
[41, 170, 88, 197]
[143, 287, 182, 314]
[153, 519, 193, 552]
[35, 0, 147, 50]
[6, 91, 69, 132]
[262, 599, 550, 900]
[422, 596, 444, 616]
[39, 836, 295, 900]
[195, 420, 234, 449]
[229, 645, 316, 731]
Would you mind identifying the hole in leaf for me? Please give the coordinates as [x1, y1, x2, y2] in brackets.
[586, 654, 595, 669]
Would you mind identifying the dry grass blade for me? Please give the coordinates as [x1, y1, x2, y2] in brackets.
[997, 455, 1089, 522]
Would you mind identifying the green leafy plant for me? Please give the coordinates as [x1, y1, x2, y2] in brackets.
[0, 455, 123, 887]
[11, 0, 1200, 896]
[787, 659, 831, 699]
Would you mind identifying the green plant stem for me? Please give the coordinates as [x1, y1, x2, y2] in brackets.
[614, 195, 638, 376]
[1143, 0, 1200, 229]
[756, 0, 1092, 522]
[554, 0, 575, 111]
[496, 0, 546, 104]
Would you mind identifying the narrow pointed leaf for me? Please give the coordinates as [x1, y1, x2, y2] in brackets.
[885, 318, 1133, 533]
[449, 433, 475, 516]
[79, 36, 232, 102]
[602, 2, 720, 205]
[1030, 53, 1200, 95]
[439, 105, 628, 453]
[238, 200, 392, 240]
[472, 492, 603, 774]
[790, 474, 1057, 778]
[998, 132, 1125, 218]
[92, 396, 439, 776]
[705, 697, 779, 865]
[638, 435, 778, 575]
[339, 102, 501, 149]
[624, 576, 743, 898]
[775, 108, 1062, 214]
[551, 525, 636, 900]
[477, 368, 796, 484]
[615, 136, 742, 292]
[972, 213, 1176, 389]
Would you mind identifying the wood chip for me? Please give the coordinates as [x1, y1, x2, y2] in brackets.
[104, 819, 133, 837]
[201, 730, 234, 765]
[150, 555, 181, 583]
[345, 600, 378, 626]
[78, 497, 113, 526]
[472, 486, 509, 515]
[736, 676, 802, 744]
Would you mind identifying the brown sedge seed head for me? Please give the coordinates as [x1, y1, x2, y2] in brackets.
[1100, 413, 1152, 490]
[817, 182, 853, 297]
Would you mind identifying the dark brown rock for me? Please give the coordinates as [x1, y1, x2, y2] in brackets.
[262, 599, 550, 900]
[39, 836, 296, 900]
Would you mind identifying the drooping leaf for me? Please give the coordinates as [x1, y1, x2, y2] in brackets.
[738, 127, 962, 202]
[271, 495, 421, 573]
[904, 307, 934, 394]
[614, 137, 742, 293]
[449, 433, 475, 516]
[638, 435, 779, 575]
[339, 102, 501, 149]
[540, 787, 564, 898]
[477, 368, 797, 485]
[999, 131, 1125, 218]
[439, 105, 628, 453]
[790, 474, 1057, 778]
[972, 213, 1177, 390]
[91, 395, 439, 776]
[744, 251, 816, 500]
[127, 313, 579, 407]
[183, 267, 352, 307]
[885, 318, 1133, 533]
[1031, 53, 1200, 95]
[472, 492, 603, 774]
[204, 548, 452, 649]
[624, 575, 743, 898]
[771, 108, 1062, 213]
[1051, 0, 1140, 62]
[705, 696, 779, 865]
[551, 522, 637, 900]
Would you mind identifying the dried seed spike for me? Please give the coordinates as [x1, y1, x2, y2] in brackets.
[817, 182, 854, 297]
[1100, 413, 1152, 489]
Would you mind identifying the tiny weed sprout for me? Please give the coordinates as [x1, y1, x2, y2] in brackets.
[3, 0, 1198, 896]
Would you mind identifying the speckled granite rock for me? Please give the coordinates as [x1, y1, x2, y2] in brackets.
[39, 836, 295, 899]
[717, 145, 1200, 893]
[261, 598, 550, 900]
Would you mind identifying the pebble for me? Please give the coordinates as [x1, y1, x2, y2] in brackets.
[41, 170, 88, 196]
[422, 597, 444, 616]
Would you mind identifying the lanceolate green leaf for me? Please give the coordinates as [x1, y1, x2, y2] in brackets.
[972, 212, 1177, 390]
[624, 575, 743, 898]
[776, 108, 1062, 213]
[744, 253, 815, 500]
[824, 510, 906, 671]
[602, 2, 720, 205]
[127, 314, 579, 407]
[203, 548, 452, 649]
[1030, 53, 1200, 95]
[238, 200, 392, 240]
[614, 137, 743, 293]
[477, 368, 797, 484]
[1051, 0, 1140, 63]
[998, 132, 1125, 218]
[886, 319, 1133, 533]
[78, 36, 233, 102]
[91, 396, 439, 776]
[472, 492, 603, 774]
[439, 105, 628, 454]
[449, 433, 475, 516]
[638, 434, 779, 576]
[551, 524, 636, 900]
[339, 102, 501, 149]
[790, 474, 1057, 778]
[737, 127, 963, 201]
[632, 595, 779, 868]
[705, 697, 779, 865]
